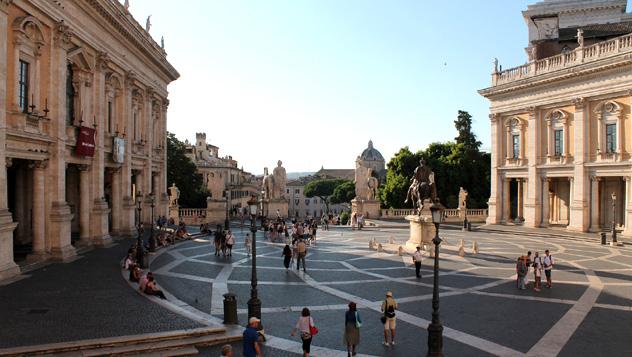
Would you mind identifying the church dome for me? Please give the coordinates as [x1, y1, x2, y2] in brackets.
[360, 140, 384, 161]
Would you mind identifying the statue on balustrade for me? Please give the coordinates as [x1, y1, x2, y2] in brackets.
[366, 168, 379, 200]
[169, 183, 180, 207]
[404, 158, 438, 212]
[262, 167, 275, 200]
[272, 160, 287, 199]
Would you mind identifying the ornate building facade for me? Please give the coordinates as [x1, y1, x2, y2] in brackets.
[480, 0, 632, 234]
[0, 0, 178, 280]
[184, 133, 258, 211]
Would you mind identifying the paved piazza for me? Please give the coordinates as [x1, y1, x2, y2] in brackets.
[149, 225, 632, 356]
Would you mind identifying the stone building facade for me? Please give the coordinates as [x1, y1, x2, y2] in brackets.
[184, 133, 258, 211]
[480, 0, 632, 234]
[287, 168, 354, 219]
[0, 0, 178, 280]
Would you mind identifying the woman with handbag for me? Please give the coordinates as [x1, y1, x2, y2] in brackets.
[380, 291, 398, 346]
[291, 307, 317, 357]
[344, 302, 362, 357]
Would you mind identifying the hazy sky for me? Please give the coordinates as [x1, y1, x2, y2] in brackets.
[125, 0, 631, 174]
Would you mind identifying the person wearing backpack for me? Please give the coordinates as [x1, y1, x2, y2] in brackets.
[380, 291, 398, 346]
[516, 256, 527, 290]
[344, 302, 362, 357]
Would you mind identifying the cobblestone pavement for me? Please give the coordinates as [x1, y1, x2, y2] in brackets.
[152, 224, 632, 356]
[0, 236, 202, 349]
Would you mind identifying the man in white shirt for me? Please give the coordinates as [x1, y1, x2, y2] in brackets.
[413, 246, 423, 278]
[543, 249, 554, 288]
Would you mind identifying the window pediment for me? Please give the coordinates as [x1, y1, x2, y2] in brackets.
[12, 16, 46, 48]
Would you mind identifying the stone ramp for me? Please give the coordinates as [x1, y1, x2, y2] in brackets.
[0, 327, 241, 357]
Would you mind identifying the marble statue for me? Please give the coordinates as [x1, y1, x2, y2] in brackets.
[124, 0, 130, 10]
[169, 183, 180, 206]
[459, 187, 468, 211]
[354, 163, 369, 200]
[272, 160, 287, 199]
[493, 57, 499, 73]
[367, 168, 379, 200]
[262, 167, 275, 200]
[577, 28, 584, 47]
[161, 36, 164, 49]
[145, 15, 151, 32]
[207, 172, 224, 201]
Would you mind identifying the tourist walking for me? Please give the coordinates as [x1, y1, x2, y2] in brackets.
[532, 251, 542, 292]
[245, 234, 252, 257]
[413, 246, 423, 278]
[344, 302, 362, 356]
[225, 230, 235, 256]
[291, 307, 317, 357]
[297, 239, 307, 271]
[381, 291, 397, 346]
[282, 244, 292, 271]
[516, 256, 527, 290]
[214, 228, 222, 256]
[543, 249, 554, 288]
[243, 317, 262, 357]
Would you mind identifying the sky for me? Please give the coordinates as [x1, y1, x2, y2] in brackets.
[125, 0, 632, 174]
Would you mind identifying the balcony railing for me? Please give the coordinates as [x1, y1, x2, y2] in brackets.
[493, 32, 632, 86]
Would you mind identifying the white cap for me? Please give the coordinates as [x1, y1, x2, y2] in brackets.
[249, 316, 260, 324]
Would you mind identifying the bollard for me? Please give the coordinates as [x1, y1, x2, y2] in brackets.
[389, 236, 394, 244]
[458, 245, 465, 257]
[377, 243, 383, 252]
[223, 293, 238, 325]
[467, 222, 472, 231]
[600, 232, 607, 245]
[398, 246, 403, 256]
[473, 240, 479, 254]
[369, 240, 374, 250]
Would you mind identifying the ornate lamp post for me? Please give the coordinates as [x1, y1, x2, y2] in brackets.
[135, 193, 145, 268]
[247, 196, 261, 320]
[149, 194, 156, 252]
[428, 200, 446, 357]
[612, 192, 617, 244]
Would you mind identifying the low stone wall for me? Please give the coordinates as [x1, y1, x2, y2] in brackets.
[380, 208, 488, 223]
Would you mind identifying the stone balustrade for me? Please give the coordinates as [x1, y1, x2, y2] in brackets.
[493, 33, 632, 86]
[178, 208, 206, 225]
[380, 208, 415, 218]
[379, 207, 488, 223]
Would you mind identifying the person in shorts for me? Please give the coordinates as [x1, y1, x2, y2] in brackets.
[543, 249, 554, 288]
[381, 291, 398, 346]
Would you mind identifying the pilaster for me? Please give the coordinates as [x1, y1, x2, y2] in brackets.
[486, 113, 502, 224]
[524, 108, 541, 227]
[568, 98, 590, 232]
[541, 177, 550, 228]
[621, 176, 632, 237]
[27, 160, 47, 261]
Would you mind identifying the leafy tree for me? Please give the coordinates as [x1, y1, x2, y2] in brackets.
[330, 180, 355, 205]
[304, 179, 346, 213]
[380, 147, 420, 208]
[454, 110, 482, 151]
[166, 132, 209, 207]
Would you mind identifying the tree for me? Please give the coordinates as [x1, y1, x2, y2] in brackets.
[304, 179, 346, 214]
[166, 132, 209, 207]
[380, 147, 420, 208]
[454, 110, 482, 151]
[330, 180, 355, 205]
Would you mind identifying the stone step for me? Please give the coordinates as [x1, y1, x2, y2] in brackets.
[0, 327, 240, 357]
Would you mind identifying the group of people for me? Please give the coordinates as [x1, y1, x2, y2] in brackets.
[213, 226, 236, 257]
[123, 249, 167, 300]
[350, 212, 365, 230]
[282, 237, 308, 272]
[516, 249, 555, 291]
[240, 291, 398, 357]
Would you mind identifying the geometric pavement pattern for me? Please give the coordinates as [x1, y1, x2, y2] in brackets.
[147, 226, 632, 356]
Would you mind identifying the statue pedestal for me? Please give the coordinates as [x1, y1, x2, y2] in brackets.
[169, 205, 179, 221]
[262, 198, 289, 219]
[351, 199, 381, 219]
[405, 214, 436, 249]
[206, 199, 227, 225]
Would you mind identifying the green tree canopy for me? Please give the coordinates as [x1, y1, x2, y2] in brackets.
[330, 180, 355, 205]
[304, 179, 347, 213]
[166, 132, 209, 207]
[380, 111, 490, 209]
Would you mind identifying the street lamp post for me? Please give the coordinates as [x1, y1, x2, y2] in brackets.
[247, 196, 261, 320]
[612, 192, 617, 244]
[135, 194, 145, 268]
[149, 194, 156, 252]
[428, 200, 446, 357]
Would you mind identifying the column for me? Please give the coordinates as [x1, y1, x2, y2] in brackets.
[486, 114, 502, 224]
[568, 98, 590, 232]
[502, 178, 511, 224]
[48, 21, 76, 261]
[617, 113, 623, 161]
[546, 119, 552, 160]
[517, 179, 524, 222]
[28, 160, 47, 259]
[120, 72, 136, 237]
[78, 165, 91, 245]
[541, 178, 550, 227]
[622, 177, 632, 237]
[505, 125, 511, 160]
[110, 167, 121, 234]
[590, 176, 601, 231]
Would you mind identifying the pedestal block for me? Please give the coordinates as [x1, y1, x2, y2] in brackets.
[405, 214, 436, 249]
[206, 199, 227, 225]
[91, 198, 112, 246]
[0, 210, 19, 280]
[351, 199, 381, 219]
[169, 205, 179, 221]
[48, 201, 77, 262]
[262, 198, 289, 219]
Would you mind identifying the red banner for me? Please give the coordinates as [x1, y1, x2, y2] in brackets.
[75, 126, 96, 157]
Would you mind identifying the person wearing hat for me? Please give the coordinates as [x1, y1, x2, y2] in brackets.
[243, 317, 262, 357]
[380, 291, 398, 346]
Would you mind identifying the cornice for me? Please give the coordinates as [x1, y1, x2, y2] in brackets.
[479, 54, 632, 98]
[0, 0, 14, 14]
[83, 0, 179, 81]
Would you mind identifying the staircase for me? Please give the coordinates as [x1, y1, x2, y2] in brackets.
[0, 327, 241, 356]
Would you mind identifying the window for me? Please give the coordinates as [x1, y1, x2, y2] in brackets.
[18, 60, 29, 113]
[295, 189, 300, 194]
[107, 100, 113, 133]
[305, 199, 310, 206]
[512, 135, 520, 159]
[286, 189, 289, 194]
[554, 129, 563, 156]
[606, 124, 616, 153]
[66, 64, 75, 124]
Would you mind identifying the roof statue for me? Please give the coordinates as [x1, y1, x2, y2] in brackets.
[145, 15, 151, 32]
